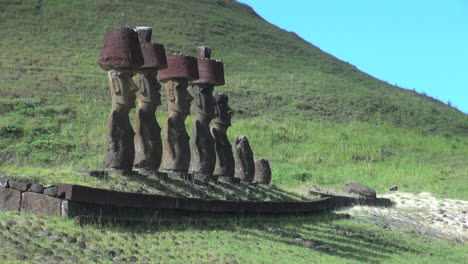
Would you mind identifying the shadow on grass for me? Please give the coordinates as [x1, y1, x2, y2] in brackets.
[84, 212, 417, 264]
[122, 173, 304, 201]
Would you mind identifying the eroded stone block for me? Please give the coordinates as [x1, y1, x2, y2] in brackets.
[21, 192, 62, 216]
[0, 187, 21, 211]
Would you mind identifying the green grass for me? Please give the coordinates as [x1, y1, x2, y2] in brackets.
[2, 115, 467, 199]
[0, 211, 466, 264]
[0, 1, 467, 262]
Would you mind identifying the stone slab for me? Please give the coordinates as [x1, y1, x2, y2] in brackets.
[44, 186, 58, 197]
[0, 187, 21, 211]
[62, 200, 181, 218]
[21, 192, 62, 216]
[57, 184, 178, 209]
[9, 180, 31, 191]
[46, 183, 394, 218]
[30, 183, 44, 193]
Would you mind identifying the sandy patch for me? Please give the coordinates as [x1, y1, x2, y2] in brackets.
[340, 192, 468, 243]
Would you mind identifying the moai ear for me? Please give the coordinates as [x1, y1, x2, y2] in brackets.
[168, 82, 176, 102]
[139, 78, 147, 95]
[196, 92, 202, 108]
[111, 73, 122, 95]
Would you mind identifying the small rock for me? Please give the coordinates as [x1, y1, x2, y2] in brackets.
[6, 220, 17, 226]
[67, 236, 77, 243]
[43, 186, 58, 196]
[15, 253, 27, 260]
[344, 181, 376, 198]
[41, 248, 53, 256]
[253, 159, 271, 184]
[389, 186, 398, 191]
[9, 180, 31, 191]
[0, 178, 9, 188]
[50, 235, 62, 243]
[106, 249, 116, 257]
[30, 183, 45, 193]
[53, 256, 64, 262]
[78, 241, 87, 249]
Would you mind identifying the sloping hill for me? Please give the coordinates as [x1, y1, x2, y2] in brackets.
[1, 0, 466, 127]
[0, 0, 466, 198]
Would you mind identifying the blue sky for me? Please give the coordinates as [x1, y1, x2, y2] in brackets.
[237, 0, 468, 113]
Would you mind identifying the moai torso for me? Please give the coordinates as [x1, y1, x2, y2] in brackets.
[211, 93, 236, 181]
[104, 69, 138, 171]
[132, 26, 168, 172]
[234, 135, 255, 182]
[160, 79, 193, 172]
[189, 84, 216, 176]
[133, 71, 163, 171]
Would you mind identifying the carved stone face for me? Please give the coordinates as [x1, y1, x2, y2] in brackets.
[192, 84, 215, 118]
[134, 72, 162, 106]
[165, 79, 193, 114]
[109, 69, 138, 109]
[213, 93, 233, 126]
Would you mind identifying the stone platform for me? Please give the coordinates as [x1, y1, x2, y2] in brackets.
[0, 179, 392, 219]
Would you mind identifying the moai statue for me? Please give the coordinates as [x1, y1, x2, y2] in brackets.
[98, 26, 143, 174]
[132, 27, 168, 174]
[189, 46, 225, 183]
[159, 53, 199, 179]
[234, 136, 255, 182]
[211, 93, 239, 184]
[253, 158, 271, 184]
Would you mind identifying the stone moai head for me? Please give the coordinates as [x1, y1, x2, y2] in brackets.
[213, 93, 233, 126]
[159, 53, 199, 115]
[98, 26, 144, 110]
[165, 79, 193, 115]
[133, 72, 162, 106]
[191, 46, 225, 119]
[109, 69, 138, 110]
[192, 84, 215, 118]
[133, 26, 168, 108]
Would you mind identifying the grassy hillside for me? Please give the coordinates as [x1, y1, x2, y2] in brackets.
[0, 211, 466, 264]
[0, 0, 467, 199]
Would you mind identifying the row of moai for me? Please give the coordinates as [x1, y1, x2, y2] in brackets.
[97, 26, 271, 184]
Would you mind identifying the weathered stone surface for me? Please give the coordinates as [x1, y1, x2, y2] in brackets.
[217, 176, 240, 184]
[21, 192, 62, 216]
[0, 187, 21, 211]
[57, 184, 178, 209]
[166, 171, 192, 181]
[9, 180, 31, 192]
[161, 79, 193, 173]
[133, 70, 163, 171]
[158, 53, 199, 82]
[89, 170, 108, 178]
[104, 69, 137, 171]
[30, 183, 44, 193]
[0, 178, 9, 188]
[253, 159, 271, 184]
[211, 93, 235, 181]
[44, 186, 58, 197]
[189, 84, 216, 178]
[140, 43, 167, 70]
[192, 173, 216, 184]
[98, 26, 144, 70]
[135, 27, 167, 70]
[135, 26, 152, 43]
[344, 181, 377, 198]
[234, 136, 255, 182]
[192, 46, 224, 86]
